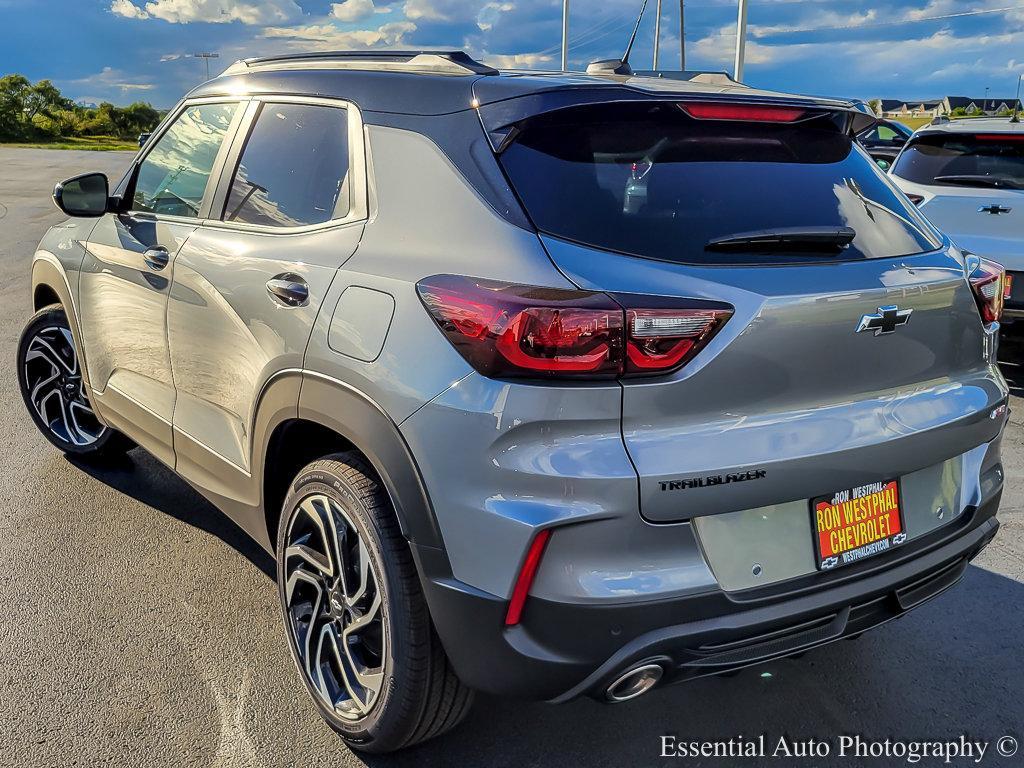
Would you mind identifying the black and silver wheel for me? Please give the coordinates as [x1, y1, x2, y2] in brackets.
[277, 453, 472, 753]
[17, 306, 130, 457]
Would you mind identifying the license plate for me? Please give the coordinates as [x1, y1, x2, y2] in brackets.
[811, 480, 906, 571]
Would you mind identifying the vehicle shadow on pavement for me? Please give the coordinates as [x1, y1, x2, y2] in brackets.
[361, 565, 1022, 768]
[67, 447, 276, 580]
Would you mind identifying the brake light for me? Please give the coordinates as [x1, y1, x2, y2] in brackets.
[417, 275, 733, 379]
[968, 257, 1006, 323]
[1005, 273, 1014, 300]
[679, 102, 807, 123]
[505, 529, 551, 626]
[417, 276, 623, 378]
[973, 134, 1024, 141]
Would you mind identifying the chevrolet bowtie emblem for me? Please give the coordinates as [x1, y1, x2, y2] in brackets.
[979, 204, 1012, 215]
[856, 305, 913, 336]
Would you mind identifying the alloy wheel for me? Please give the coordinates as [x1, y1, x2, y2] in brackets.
[283, 493, 387, 721]
[23, 326, 106, 447]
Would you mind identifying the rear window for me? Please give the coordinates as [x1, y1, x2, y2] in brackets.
[499, 103, 939, 265]
[892, 132, 1024, 190]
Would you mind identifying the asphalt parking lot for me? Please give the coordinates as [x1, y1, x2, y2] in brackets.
[0, 146, 1022, 768]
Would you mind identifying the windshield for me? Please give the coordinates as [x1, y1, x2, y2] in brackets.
[892, 132, 1024, 190]
[499, 102, 940, 265]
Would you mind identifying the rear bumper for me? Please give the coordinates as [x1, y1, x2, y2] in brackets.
[417, 478, 1002, 702]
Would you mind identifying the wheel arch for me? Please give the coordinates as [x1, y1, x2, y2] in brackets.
[30, 256, 97, 398]
[258, 371, 447, 558]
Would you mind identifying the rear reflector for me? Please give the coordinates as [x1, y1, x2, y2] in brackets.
[968, 257, 1006, 323]
[417, 275, 733, 379]
[505, 529, 551, 626]
[679, 102, 807, 123]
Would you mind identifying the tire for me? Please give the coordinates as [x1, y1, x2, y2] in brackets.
[17, 305, 131, 458]
[276, 453, 473, 753]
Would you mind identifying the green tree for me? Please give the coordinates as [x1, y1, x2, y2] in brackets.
[0, 73, 32, 139]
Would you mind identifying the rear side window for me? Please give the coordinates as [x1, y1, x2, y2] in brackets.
[892, 132, 1024, 190]
[500, 103, 939, 264]
[132, 102, 239, 218]
[223, 102, 350, 228]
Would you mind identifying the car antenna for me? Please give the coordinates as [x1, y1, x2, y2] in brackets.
[586, 0, 649, 76]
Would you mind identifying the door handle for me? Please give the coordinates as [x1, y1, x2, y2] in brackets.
[267, 274, 309, 307]
[143, 246, 170, 271]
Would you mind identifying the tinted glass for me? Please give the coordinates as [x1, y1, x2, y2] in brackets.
[500, 103, 938, 265]
[133, 103, 238, 218]
[892, 133, 1024, 189]
[223, 103, 350, 228]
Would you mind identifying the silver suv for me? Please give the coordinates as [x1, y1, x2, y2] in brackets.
[17, 51, 1008, 753]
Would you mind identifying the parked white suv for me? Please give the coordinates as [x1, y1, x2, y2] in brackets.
[890, 118, 1024, 321]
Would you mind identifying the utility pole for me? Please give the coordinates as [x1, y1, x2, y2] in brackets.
[985, 85, 990, 112]
[193, 52, 220, 82]
[679, 0, 685, 70]
[653, 0, 662, 69]
[733, 0, 748, 81]
[561, 0, 569, 71]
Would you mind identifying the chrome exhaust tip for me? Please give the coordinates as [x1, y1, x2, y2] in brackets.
[605, 663, 664, 703]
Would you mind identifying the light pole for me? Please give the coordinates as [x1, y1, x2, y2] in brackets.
[985, 85, 990, 113]
[679, 0, 685, 70]
[734, 0, 749, 81]
[561, 0, 569, 71]
[653, 0, 662, 69]
[1012, 74, 1022, 122]
[193, 52, 220, 82]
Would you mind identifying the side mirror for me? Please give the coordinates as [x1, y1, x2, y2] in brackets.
[53, 172, 109, 217]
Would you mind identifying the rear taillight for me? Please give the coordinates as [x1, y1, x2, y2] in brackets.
[967, 257, 1006, 323]
[625, 308, 732, 373]
[417, 276, 732, 379]
[679, 102, 807, 123]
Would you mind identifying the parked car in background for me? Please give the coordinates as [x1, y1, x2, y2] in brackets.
[889, 118, 1023, 325]
[17, 50, 1008, 753]
[137, 131, 151, 147]
[857, 118, 912, 170]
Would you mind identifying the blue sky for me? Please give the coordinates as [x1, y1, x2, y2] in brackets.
[3, 0, 1024, 107]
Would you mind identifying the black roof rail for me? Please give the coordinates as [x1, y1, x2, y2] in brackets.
[224, 50, 499, 77]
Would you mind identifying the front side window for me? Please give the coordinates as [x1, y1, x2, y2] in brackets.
[132, 103, 239, 218]
[892, 132, 1024, 190]
[223, 102, 350, 228]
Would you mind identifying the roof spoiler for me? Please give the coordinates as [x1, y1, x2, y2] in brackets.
[479, 91, 880, 153]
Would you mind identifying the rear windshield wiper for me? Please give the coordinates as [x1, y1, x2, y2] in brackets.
[933, 174, 1024, 190]
[705, 226, 856, 253]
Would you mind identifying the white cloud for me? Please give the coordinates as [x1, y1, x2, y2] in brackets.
[65, 67, 157, 97]
[331, 0, 375, 23]
[111, 0, 302, 24]
[262, 20, 417, 49]
[477, 1, 514, 31]
[110, 0, 149, 19]
[483, 51, 552, 68]
[403, 0, 465, 22]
